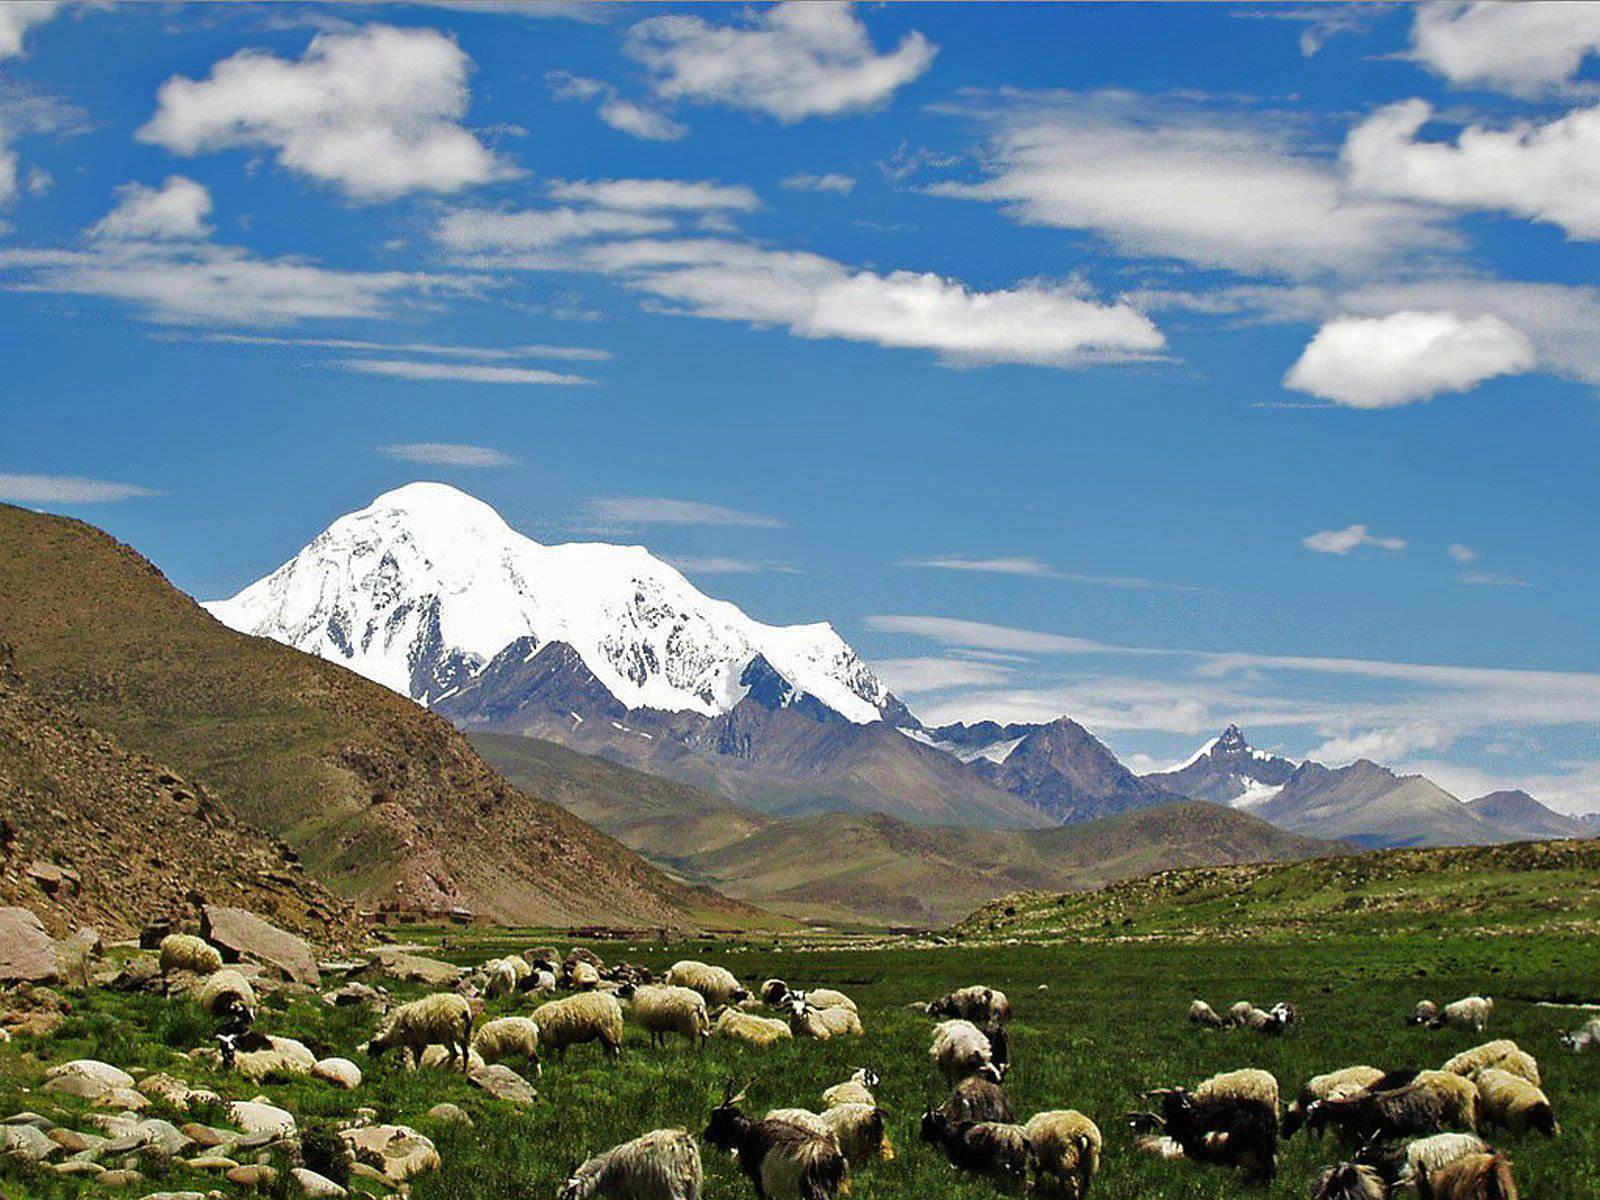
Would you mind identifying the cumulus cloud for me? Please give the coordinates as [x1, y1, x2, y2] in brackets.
[1308, 719, 1455, 765]
[0, 2, 59, 59]
[0, 472, 155, 503]
[546, 178, 758, 211]
[782, 172, 856, 194]
[379, 442, 517, 467]
[1448, 543, 1478, 563]
[139, 25, 516, 201]
[1345, 99, 1600, 240]
[625, 1, 935, 122]
[435, 206, 673, 254]
[341, 359, 590, 385]
[933, 92, 1448, 277]
[1284, 310, 1534, 408]
[1302, 524, 1407, 555]
[546, 71, 687, 141]
[584, 496, 784, 528]
[91, 176, 213, 241]
[585, 238, 1165, 368]
[1410, 1, 1600, 95]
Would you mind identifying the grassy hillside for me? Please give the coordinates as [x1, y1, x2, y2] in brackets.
[0, 504, 767, 931]
[961, 837, 1600, 942]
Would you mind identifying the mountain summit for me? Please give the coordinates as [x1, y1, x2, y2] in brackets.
[1144, 724, 1298, 807]
[206, 482, 894, 723]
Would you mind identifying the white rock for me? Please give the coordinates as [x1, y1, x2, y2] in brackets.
[227, 1101, 296, 1138]
[311, 1058, 361, 1089]
[290, 1167, 348, 1197]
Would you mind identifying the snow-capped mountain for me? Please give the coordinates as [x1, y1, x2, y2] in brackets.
[204, 482, 893, 723]
[1144, 724, 1298, 807]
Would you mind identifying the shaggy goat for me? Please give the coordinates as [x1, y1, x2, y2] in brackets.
[919, 1111, 1034, 1191]
[1284, 1067, 1386, 1138]
[558, 1129, 703, 1200]
[929, 986, 1012, 1027]
[532, 992, 625, 1060]
[818, 1104, 893, 1167]
[938, 1073, 1014, 1124]
[366, 993, 474, 1072]
[1356, 1132, 1491, 1189]
[1141, 1069, 1281, 1180]
[1473, 1069, 1557, 1138]
[1311, 1161, 1390, 1200]
[1418, 1152, 1518, 1200]
[1306, 1071, 1478, 1143]
[704, 1082, 848, 1200]
[1024, 1110, 1101, 1200]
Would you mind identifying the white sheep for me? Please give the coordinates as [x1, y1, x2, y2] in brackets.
[196, 969, 256, 1025]
[1195, 1067, 1280, 1110]
[713, 1008, 793, 1049]
[818, 1103, 893, 1167]
[665, 961, 749, 1008]
[1188, 1000, 1227, 1028]
[1227, 1000, 1256, 1027]
[929, 985, 1011, 1026]
[821, 1068, 879, 1110]
[632, 985, 711, 1050]
[1441, 1040, 1541, 1087]
[472, 1016, 542, 1076]
[570, 960, 603, 991]
[929, 1019, 1001, 1086]
[484, 958, 520, 1000]
[788, 998, 862, 1041]
[217, 1032, 316, 1082]
[159, 933, 223, 976]
[1474, 1068, 1558, 1137]
[794, 987, 856, 1014]
[366, 993, 474, 1072]
[1023, 1110, 1101, 1200]
[1561, 1016, 1600, 1053]
[1438, 996, 1494, 1033]
[558, 1129, 702, 1200]
[533, 991, 625, 1060]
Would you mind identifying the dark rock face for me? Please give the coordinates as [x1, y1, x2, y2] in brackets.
[1144, 724, 1298, 806]
[0, 907, 58, 983]
[970, 718, 1184, 824]
[201, 905, 319, 986]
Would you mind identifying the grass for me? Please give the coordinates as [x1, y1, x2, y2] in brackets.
[3, 930, 1598, 1200]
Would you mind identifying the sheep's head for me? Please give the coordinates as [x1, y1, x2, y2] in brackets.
[854, 1067, 881, 1089]
[215, 1032, 238, 1070]
[928, 996, 953, 1018]
[919, 1109, 952, 1145]
[1408, 1001, 1437, 1026]
[704, 1080, 750, 1150]
[556, 1152, 593, 1200]
[1312, 1161, 1384, 1200]
[760, 979, 789, 1006]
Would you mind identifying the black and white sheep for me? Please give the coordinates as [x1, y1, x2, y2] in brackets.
[196, 968, 256, 1030]
[558, 1129, 703, 1200]
[704, 1082, 849, 1200]
[159, 933, 223, 976]
[929, 986, 1011, 1027]
[471, 1015, 542, 1076]
[793, 988, 857, 1015]
[1411, 1001, 1441, 1027]
[532, 991, 625, 1060]
[919, 1111, 1034, 1191]
[1306, 1070, 1479, 1143]
[1284, 1066, 1386, 1138]
[1142, 1069, 1281, 1181]
[1441, 1041, 1541, 1088]
[1024, 1110, 1101, 1199]
[365, 993, 474, 1072]
[1436, 997, 1494, 1034]
[665, 961, 749, 1008]
[1473, 1069, 1557, 1138]
[631, 985, 712, 1050]
[929, 1018, 1004, 1086]
[1417, 1152, 1519, 1200]
[1311, 1161, 1390, 1200]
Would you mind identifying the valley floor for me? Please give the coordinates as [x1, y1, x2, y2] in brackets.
[4, 929, 1598, 1200]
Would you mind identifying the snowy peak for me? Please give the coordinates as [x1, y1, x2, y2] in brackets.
[1146, 725, 1298, 807]
[204, 482, 893, 724]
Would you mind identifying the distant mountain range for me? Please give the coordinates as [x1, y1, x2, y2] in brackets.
[206, 483, 1592, 854]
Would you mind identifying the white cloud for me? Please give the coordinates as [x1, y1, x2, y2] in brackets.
[139, 25, 516, 201]
[546, 178, 759, 211]
[664, 554, 793, 575]
[1456, 571, 1531, 588]
[1285, 310, 1534, 408]
[869, 656, 1015, 696]
[546, 71, 687, 141]
[934, 92, 1449, 277]
[625, 1, 935, 123]
[1308, 719, 1455, 765]
[1448, 543, 1478, 563]
[1302, 524, 1407, 555]
[1345, 99, 1600, 240]
[91, 177, 213, 241]
[435, 206, 673, 254]
[0, 473, 154, 503]
[866, 615, 1117, 656]
[0, 2, 59, 59]
[782, 172, 856, 194]
[341, 358, 590, 385]
[585, 496, 783, 529]
[378, 442, 517, 467]
[585, 238, 1165, 368]
[194, 332, 609, 361]
[1410, 2, 1600, 95]
[900, 555, 1196, 591]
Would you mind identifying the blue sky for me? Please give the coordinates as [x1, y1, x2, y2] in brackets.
[2, 1, 1598, 809]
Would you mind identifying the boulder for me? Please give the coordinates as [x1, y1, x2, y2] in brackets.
[0, 1122, 59, 1162]
[227, 1164, 278, 1189]
[470, 1064, 536, 1107]
[94, 1087, 152, 1111]
[201, 906, 319, 986]
[43, 1059, 136, 1101]
[290, 1167, 348, 1197]
[311, 1057, 361, 1089]
[53, 1159, 105, 1177]
[227, 1101, 296, 1139]
[97, 1168, 145, 1187]
[424, 1103, 471, 1127]
[0, 907, 57, 983]
[135, 1119, 194, 1158]
[46, 1059, 135, 1090]
[341, 1124, 439, 1181]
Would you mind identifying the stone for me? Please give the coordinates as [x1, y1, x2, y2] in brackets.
[55, 926, 103, 977]
[0, 1122, 59, 1162]
[109, 954, 163, 992]
[3, 1112, 54, 1129]
[227, 1101, 296, 1138]
[137, 1193, 209, 1200]
[311, 1057, 361, 1089]
[53, 1159, 105, 1176]
[322, 982, 384, 1008]
[366, 947, 459, 987]
[94, 1087, 152, 1111]
[0, 907, 58, 983]
[290, 1167, 349, 1197]
[180, 1124, 234, 1149]
[469, 1064, 536, 1107]
[417, 1044, 484, 1072]
[201, 906, 319, 985]
[48, 1128, 108, 1153]
[136, 1119, 194, 1157]
[348, 1162, 394, 1187]
[98, 1168, 146, 1187]
[0, 983, 70, 1038]
[227, 1164, 278, 1189]
[47, 1058, 136, 1091]
[341, 1124, 439, 1181]
[424, 1103, 472, 1127]
[187, 1155, 240, 1172]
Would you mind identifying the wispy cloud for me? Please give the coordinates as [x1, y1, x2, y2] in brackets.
[1302, 523, 1406, 555]
[782, 172, 856, 195]
[546, 178, 759, 212]
[1456, 571, 1530, 588]
[584, 496, 784, 529]
[340, 359, 592, 385]
[866, 615, 1118, 656]
[870, 656, 1016, 695]
[378, 443, 517, 467]
[901, 554, 1199, 591]
[190, 333, 611, 362]
[1448, 543, 1478, 563]
[664, 554, 796, 575]
[0, 472, 156, 503]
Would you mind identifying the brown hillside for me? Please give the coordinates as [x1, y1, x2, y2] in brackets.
[0, 504, 765, 930]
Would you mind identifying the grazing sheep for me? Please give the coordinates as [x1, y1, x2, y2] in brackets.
[1307, 1071, 1478, 1143]
[1242, 1006, 1289, 1034]
[565, 946, 605, 981]
[1412, 1001, 1441, 1027]
[533, 991, 625, 1060]
[1023, 1110, 1101, 1200]
[1273, 1001, 1299, 1026]
[665, 961, 749, 1008]
[938, 1074, 1014, 1125]
[1473, 1069, 1557, 1138]
[1418, 1152, 1518, 1200]
[527, 946, 560, 972]
[1189, 1000, 1228, 1029]
[1441, 1042, 1541, 1087]
[761, 979, 791, 1007]
[763, 1108, 833, 1140]
[704, 1082, 848, 1200]
[919, 1111, 1034, 1191]
[796, 988, 856, 1014]
[821, 1068, 879, 1110]
[1312, 1161, 1390, 1200]
[1436, 998, 1494, 1034]
[1143, 1070, 1281, 1181]
[1227, 1000, 1256, 1027]
[159, 933, 223, 976]
[930, 1019, 1003, 1086]
[713, 1008, 793, 1049]
[1560, 1016, 1600, 1053]
[1356, 1132, 1490, 1189]
[818, 1104, 894, 1167]
[484, 958, 520, 1000]
[1195, 1067, 1280, 1110]
[570, 961, 603, 991]
[929, 986, 1012, 1027]
[472, 1015, 542, 1077]
[787, 998, 862, 1041]
[527, 967, 559, 995]
[196, 969, 256, 1027]
[558, 1129, 703, 1200]
[1285, 1067, 1386, 1138]
[632, 985, 711, 1050]
[366, 993, 474, 1073]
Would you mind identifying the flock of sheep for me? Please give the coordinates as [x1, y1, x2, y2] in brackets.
[162, 932, 1597, 1200]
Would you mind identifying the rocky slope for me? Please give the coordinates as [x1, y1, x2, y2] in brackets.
[1254, 759, 1498, 848]
[1468, 790, 1589, 841]
[1143, 724, 1298, 806]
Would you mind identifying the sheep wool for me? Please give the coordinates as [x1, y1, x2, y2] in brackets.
[705, 1087, 848, 1200]
[788, 1001, 862, 1041]
[930, 985, 1011, 1026]
[821, 1069, 879, 1109]
[1195, 1067, 1280, 1110]
[196, 969, 256, 1021]
[558, 1128, 702, 1200]
[1439, 996, 1494, 1034]
[798, 988, 856, 1014]
[570, 960, 603, 991]
[368, 993, 474, 1072]
[1023, 1110, 1101, 1200]
[1284, 1066, 1385, 1137]
[1474, 1069, 1557, 1138]
[159, 933, 223, 976]
[1442, 1041, 1541, 1087]
[533, 991, 625, 1059]
[929, 1019, 999, 1086]
[1227, 1000, 1256, 1026]
[472, 1016, 542, 1075]
[1311, 1162, 1389, 1200]
[1412, 1000, 1441, 1025]
[1188, 1000, 1227, 1028]
[1419, 1152, 1519, 1200]
[713, 1007, 793, 1048]
[632, 985, 711, 1050]
[939, 1074, 1014, 1125]
[1363, 1133, 1491, 1188]
[820, 1103, 893, 1167]
[1561, 1016, 1600, 1054]
[664, 961, 748, 1008]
